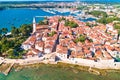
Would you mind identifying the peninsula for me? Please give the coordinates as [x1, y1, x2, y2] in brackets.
[19, 15, 120, 69]
[1, 1, 120, 77]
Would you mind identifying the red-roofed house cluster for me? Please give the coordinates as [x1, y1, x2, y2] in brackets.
[21, 16, 120, 64]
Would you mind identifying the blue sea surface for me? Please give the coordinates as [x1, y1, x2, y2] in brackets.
[0, 8, 71, 31]
[0, 9, 51, 31]
[0, 8, 95, 31]
[79, 18, 96, 22]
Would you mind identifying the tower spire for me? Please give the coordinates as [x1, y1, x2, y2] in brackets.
[33, 17, 36, 33]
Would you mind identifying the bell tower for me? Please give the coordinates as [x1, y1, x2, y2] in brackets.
[33, 17, 36, 33]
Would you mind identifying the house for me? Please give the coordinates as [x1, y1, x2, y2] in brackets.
[31, 48, 43, 57]
[35, 41, 44, 51]
[56, 45, 68, 60]
[44, 45, 53, 54]
[44, 39, 55, 54]
[21, 35, 36, 50]
[21, 43, 31, 50]
[26, 51, 34, 58]
[106, 23, 114, 32]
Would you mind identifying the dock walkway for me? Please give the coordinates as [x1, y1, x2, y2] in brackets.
[3, 63, 14, 75]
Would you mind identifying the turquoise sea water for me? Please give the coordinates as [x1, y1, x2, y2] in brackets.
[0, 8, 96, 31]
[0, 8, 71, 31]
[0, 64, 120, 80]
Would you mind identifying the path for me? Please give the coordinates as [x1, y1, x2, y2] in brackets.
[3, 63, 14, 75]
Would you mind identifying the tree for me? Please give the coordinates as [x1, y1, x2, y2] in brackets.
[97, 17, 107, 24]
[7, 49, 15, 58]
[0, 44, 2, 56]
[97, 17, 120, 24]
[0, 29, 2, 39]
[65, 20, 78, 28]
[0, 38, 14, 53]
[39, 21, 45, 25]
[48, 31, 56, 37]
[79, 35, 86, 43]
[1, 28, 8, 35]
[114, 23, 120, 29]
[88, 11, 107, 18]
[0, 23, 32, 58]
[11, 26, 19, 37]
[39, 19, 48, 25]
[59, 17, 66, 21]
[74, 35, 86, 43]
[19, 24, 32, 36]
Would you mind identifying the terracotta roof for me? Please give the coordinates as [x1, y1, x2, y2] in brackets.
[56, 45, 68, 54]
[35, 41, 44, 47]
[95, 50, 103, 57]
[23, 35, 36, 45]
[26, 51, 34, 55]
[31, 48, 41, 54]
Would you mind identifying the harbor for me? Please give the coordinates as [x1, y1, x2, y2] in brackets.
[42, 8, 97, 21]
[0, 7, 97, 31]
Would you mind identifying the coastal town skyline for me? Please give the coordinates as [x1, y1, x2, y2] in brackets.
[0, 1, 120, 80]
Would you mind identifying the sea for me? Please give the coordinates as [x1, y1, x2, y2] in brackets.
[0, 8, 96, 31]
[0, 64, 120, 80]
[0, 8, 67, 31]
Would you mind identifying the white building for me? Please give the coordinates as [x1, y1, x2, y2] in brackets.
[21, 43, 31, 50]
[44, 48, 51, 54]
[106, 24, 114, 32]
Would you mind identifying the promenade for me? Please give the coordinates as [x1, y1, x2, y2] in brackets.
[1, 55, 120, 70]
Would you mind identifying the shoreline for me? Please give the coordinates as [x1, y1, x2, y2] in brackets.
[1, 63, 120, 80]
[1, 56, 120, 76]
[1, 61, 120, 76]
[1, 56, 120, 69]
